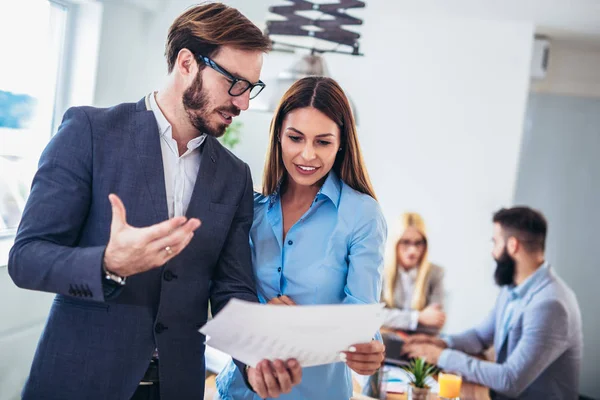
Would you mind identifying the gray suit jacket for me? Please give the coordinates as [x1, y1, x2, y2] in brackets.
[383, 264, 444, 331]
[8, 97, 258, 399]
[439, 266, 582, 399]
[392, 263, 445, 309]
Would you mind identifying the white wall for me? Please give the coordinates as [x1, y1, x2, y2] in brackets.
[0, 268, 53, 400]
[94, 1, 155, 106]
[531, 39, 600, 98]
[354, 15, 533, 333]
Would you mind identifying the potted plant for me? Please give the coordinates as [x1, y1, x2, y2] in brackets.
[403, 357, 436, 400]
[219, 120, 242, 149]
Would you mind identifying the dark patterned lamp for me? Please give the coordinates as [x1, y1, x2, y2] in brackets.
[263, 0, 365, 122]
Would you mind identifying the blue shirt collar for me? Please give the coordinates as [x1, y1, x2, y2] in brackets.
[319, 171, 342, 208]
[267, 171, 342, 210]
[509, 261, 549, 300]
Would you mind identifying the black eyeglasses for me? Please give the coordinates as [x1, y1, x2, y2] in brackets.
[398, 239, 426, 249]
[197, 55, 265, 100]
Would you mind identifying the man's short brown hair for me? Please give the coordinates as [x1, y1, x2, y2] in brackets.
[165, 2, 271, 73]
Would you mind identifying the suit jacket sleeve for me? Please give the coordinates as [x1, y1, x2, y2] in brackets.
[438, 299, 571, 398]
[8, 107, 106, 301]
[209, 163, 259, 386]
[443, 295, 498, 355]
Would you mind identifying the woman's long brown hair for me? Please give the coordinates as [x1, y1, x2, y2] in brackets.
[262, 76, 376, 199]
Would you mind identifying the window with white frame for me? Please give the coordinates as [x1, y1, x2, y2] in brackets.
[0, 0, 68, 241]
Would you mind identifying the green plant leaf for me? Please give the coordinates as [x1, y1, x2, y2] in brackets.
[402, 357, 436, 389]
[219, 120, 243, 149]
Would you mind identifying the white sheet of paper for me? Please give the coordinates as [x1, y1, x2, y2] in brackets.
[199, 299, 385, 368]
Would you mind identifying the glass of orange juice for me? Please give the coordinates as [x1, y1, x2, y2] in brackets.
[438, 372, 462, 399]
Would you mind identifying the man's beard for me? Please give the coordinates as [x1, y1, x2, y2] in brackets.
[494, 246, 516, 286]
[182, 71, 240, 138]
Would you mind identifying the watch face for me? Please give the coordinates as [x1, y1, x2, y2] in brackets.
[105, 273, 126, 285]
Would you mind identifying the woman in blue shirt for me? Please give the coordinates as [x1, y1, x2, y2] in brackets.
[216, 76, 387, 399]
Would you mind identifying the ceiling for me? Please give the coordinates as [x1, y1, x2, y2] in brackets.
[399, 0, 600, 47]
[116, 0, 600, 48]
[262, 0, 600, 48]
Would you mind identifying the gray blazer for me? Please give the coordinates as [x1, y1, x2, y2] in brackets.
[383, 264, 444, 330]
[8, 98, 258, 399]
[392, 263, 445, 309]
[439, 266, 583, 399]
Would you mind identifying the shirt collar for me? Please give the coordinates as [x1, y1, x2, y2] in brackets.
[509, 261, 549, 300]
[148, 92, 206, 149]
[148, 91, 171, 137]
[268, 171, 342, 210]
[398, 266, 419, 281]
[319, 171, 342, 208]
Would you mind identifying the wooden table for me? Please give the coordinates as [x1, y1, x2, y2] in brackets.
[351, 376, 489, 400]
[383, 381, 490, 400]
[205, 375, 217, 400]
[375, 329, 491, 399]
[206, 375, 489, 400]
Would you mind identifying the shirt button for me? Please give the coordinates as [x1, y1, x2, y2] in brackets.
[155, 323, 167, 334]
[288, 240, 293, 245]
[278, 267, 282, 272]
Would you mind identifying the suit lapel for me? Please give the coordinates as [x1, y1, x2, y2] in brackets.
[495, 267, 554, 353]
[130, 96, 169, 222]
[504, 267, 553, 332]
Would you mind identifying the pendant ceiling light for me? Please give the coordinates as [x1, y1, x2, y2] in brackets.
[262, 0, 365, 123]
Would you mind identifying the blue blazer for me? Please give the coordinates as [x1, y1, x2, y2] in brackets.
[8, 97, 258, 399]
[439, 266, 583, 399]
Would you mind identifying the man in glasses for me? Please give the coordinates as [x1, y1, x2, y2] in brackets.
[8, 3, 301, 400]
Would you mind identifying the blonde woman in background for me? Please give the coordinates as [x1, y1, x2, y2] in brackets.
[382, 213, 446, 331]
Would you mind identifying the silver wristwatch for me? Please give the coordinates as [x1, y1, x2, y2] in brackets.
[103, 260, 127, 286]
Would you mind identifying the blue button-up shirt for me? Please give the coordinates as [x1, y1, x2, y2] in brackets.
[216, 172, 387, 400]
[496, 262, 549, 344]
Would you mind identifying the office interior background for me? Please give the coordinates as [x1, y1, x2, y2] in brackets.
[0, 0, 599, 398]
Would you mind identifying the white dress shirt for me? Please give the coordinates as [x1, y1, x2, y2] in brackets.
[148, 92, 206, 359]
[148, 92, 206, 218]
[383, 266, 420, 330]
[398, 266, 418, 310]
